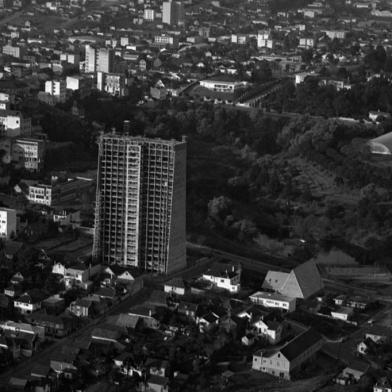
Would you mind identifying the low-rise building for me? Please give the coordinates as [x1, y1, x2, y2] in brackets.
[249, 291, 296, 313]
[202, 263, 241, 293]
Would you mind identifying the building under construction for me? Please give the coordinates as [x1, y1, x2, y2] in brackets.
[92, 132, 187, 274]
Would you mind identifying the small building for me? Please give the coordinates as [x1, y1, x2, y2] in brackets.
[331, 307, 354, 322]
[164, 277, 186, 296]
[202, 263, 241, 293]
[335, 361, 369, 385]
[14, 291, 43, 314]
[249, 291, 296, 313]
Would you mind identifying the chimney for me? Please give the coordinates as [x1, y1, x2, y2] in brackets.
[149, 309, 152, 317]
[181, 135, 187, 143]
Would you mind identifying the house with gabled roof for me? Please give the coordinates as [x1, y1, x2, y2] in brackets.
[202, 262, 241, 293]
[164, 277, 186, 296]
[252, 328, 323, 380]
[262, 260, 323, 299]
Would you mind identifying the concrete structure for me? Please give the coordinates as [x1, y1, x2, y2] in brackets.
[154, 34, 179, 47]
[162, 0, 184, 26]
[252, 328, 323, 380]
[45, 80, 66, 103]
[0, 207, 16, 239]
[12, 138, 45, 171]
[85, 44, 96, 73]
[144, 8, 155, 20]
[97, 72, 127, 97]
[93, 133, 187, 274]
[262, 260, 323, 300]
[27, 184, 52, 206]
[97, 48, 114, 73]
[249, 291, 296, 312]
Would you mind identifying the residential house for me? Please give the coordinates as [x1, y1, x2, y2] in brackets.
[252, 316, 283, 344]
[252, 328, 323, 380]
[331, 307, 354, 322]
[50, 346, 79, 375]
[178, 301, 198, 320]
[197, 312, 220, 332]
[147, 375, 169, 392]
[202, 263, 241, 293]
[27, 311, 74, 337]
[335, 361, 369, 385]
[128, 306, 160, 329]
[164, 277, 186, 296]
[14, 291, 43, 314]
[68, 298, 93, 318]
[346, 296, 371, 310]
[365, 326, 392, 343]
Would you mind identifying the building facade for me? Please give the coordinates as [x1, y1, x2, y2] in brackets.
[93, 133, 186, 274]
[162, 0, 184, 25]
[0, 208, 16, 239]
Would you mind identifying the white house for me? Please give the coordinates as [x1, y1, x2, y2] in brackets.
[14, 292, 42, 314]
[331, 307, 353, 322]
[164, 277, 186, 296]
[202, 263, 241, 293]
[249, 291, 296, 313]
[252, 317, 283, 344]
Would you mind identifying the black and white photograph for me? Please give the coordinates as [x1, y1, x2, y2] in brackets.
[0, 0, 390, 390]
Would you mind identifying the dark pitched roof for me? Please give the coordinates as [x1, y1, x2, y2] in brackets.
[165, 277, 185, 289]
[280, 328, 322, 361]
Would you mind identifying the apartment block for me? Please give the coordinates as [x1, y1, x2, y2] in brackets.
[93, 133, 186, 274]
[12, 137, 45, 171]
[45, 80, 67, 103]
[97, 72, 128, 97]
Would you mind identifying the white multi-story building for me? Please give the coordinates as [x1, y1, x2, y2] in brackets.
[154, 34, 178, 47]
[60, 53, 80, 66]
[45, 80, 66, 103]
[0, 208, 16, 239]
[257, 31, 273, 48]
[85, 44, 96, 73]
[97, 48, 114, 73]
[12, 138, 45, 171]
[249, 291, 296, 312]
[299, 38, 315, 48]
[27, 184, 53, 206]
[2, 44, 25, 58]
[144, 8, 155, 20]
[0, 110, 31, 137]
[162, 0, 184, 25]
[97, 72, 128, 97]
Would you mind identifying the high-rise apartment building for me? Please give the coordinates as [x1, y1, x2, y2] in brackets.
[85, 44, 96, 73]
[96, 48, 114, 73]
[85, 45, 114, 74]
[162, 0, 184, 26]
[93, 133, 186, 274]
